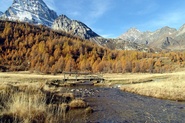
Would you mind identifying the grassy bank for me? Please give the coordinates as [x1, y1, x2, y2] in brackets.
[120, 72, 185, 101]
[0, 72, 92, 123]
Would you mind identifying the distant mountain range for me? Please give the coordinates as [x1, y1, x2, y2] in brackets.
[119, 25, 185, 50]
[1, 0, 185, 51]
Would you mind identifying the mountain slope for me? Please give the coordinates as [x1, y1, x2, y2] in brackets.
[1, 0, 58, 26]
[52, 15, 103, 44]
[0, 20, 110, 73]
[51, 15, 150, 51]
[0, 21, 183, 73]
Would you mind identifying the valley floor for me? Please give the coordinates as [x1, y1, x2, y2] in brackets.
[1, 71, 185, 122]
[0, 70, 185, 101]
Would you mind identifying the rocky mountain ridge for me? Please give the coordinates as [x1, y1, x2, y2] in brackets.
[51, 15, 150, 51]
[52, 15, 103, 45]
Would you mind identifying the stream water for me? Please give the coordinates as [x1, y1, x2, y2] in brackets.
[62, 86, 185, 123]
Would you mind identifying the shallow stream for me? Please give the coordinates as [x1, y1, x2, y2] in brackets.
[62, 86, 185, 123]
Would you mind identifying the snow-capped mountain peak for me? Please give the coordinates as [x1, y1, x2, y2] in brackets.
[1, 0, 58, 26]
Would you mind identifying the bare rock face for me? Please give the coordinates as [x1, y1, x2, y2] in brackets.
[52, 15, 101, 41]
[1, 0, 58, 26]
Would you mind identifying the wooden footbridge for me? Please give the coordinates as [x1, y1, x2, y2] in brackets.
[63, 71, 105, 83]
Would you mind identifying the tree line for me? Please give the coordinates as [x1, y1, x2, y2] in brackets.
[0, 21, 184, 74]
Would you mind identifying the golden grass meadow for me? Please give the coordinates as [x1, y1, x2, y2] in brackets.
[0, 70, 185, 122]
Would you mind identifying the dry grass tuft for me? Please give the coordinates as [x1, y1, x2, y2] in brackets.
[55, 93, 75, 100]
[0, 92, 47, 123]
[60, 103, 70, 114]
[69, 99, 87, 109]
[0, 82, 91, 123]
[0, 86, 71, 123]
[85, 107, 94, 114]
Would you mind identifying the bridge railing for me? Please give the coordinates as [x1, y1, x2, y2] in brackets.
[63, 71, 104, 82]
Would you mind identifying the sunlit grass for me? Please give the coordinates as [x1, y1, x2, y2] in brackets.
[0, 81, 90, 123]
[120, 74, 185, 101]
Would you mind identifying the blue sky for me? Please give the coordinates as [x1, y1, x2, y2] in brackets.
[1, 0, 185, 38]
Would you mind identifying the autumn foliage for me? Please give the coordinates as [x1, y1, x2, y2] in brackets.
[0, 21, 184, 74]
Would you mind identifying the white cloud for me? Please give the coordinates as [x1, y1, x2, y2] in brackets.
[55, 0, 85, 17]
[56, 0, 113, 24]
[89, 0, 112, 18]
[135, 3, 158, 15]
[132, 6, 185, 32]
[101, 34, 117, 38]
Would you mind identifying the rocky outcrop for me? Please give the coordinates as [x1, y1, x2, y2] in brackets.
[1, 0, 58, 26]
